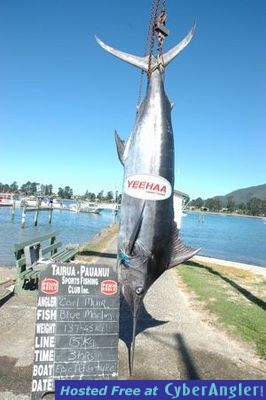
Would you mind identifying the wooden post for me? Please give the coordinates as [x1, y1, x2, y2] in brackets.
[21, 206, 26, 228]
[48, 203, 53, 224]
[34, 199, 41, 226]
[34, 209, 39, 226]
[11, 200, 16, 221]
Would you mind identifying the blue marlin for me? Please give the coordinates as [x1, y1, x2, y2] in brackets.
[96, 25, 200, 374]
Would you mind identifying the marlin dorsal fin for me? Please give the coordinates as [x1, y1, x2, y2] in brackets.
[168, 222, 200, 268]
[114, 130, 126, 166]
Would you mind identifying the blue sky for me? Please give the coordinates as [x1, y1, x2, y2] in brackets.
[1, 0, 265, 199]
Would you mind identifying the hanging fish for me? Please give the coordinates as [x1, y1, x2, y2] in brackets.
[96, 24, 200, 375]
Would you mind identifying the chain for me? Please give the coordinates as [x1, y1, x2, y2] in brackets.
[147, 0, 161, 76]
[156, 0, 167, 80]
[136, 0, 167, 108]
[137, 0, 160, 108]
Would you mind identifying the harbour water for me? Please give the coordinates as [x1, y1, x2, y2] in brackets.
[0, 206, 116, 266]
[181, 212, 266, 267]
[0, 207, 265, 267]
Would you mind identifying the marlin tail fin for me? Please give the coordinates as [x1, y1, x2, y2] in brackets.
[96, 24, 195, 73]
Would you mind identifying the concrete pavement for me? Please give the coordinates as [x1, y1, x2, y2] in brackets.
[0, 229, 265, 399]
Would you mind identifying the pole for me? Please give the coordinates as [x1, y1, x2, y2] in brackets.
[48, 202, 53, 224]
[11, 200, 16, 222]
[21, 206, 26, 228]
[34, 198, 41, 226]
[34, 208, 39, 226]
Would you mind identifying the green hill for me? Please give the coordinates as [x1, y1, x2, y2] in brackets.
[216, 184, 266, 205]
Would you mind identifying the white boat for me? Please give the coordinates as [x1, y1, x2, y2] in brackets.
[50, 199, 65, 209]
[69, 202, 103, 214]
[0, 193, 18, 206]
[79, 202, 103, 214]
[20, 196, 39, 207]
[19, 196, 65, 210]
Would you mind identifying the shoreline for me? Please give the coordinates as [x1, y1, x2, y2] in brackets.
[187, 210, 265, 219]
[1, 254, 265, 287]
[0, 224, 265, 280]
[192, 255, 266, 277]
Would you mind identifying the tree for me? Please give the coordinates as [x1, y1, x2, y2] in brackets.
[192, 197, 204, 209]
[57, 186, 73, 199]
[1, 183, 10, 192]
[64, 186, 73, 199]
[227, 196, 236, 213]
[40, 184, 46, 194]
[48, 184, 53, 195]
[247, 197, 263, 216]
[89, 192, 96, 202]
[84, 191, 96, 201]
[237, 202, 246, 213]
[106, 191, 114, 202]
[10, 181, 18, 192]
[58, 187, 64, 198]
[20, 181, 32, 195]
[19, 181, 39, 195]
[205, 197, 222, 212]
[30, 182, 39, 194]
[262, 200, 266, 216]
[97, 190, 104, 202]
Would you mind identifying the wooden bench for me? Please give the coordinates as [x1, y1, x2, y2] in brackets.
[14, 231, 78, 293]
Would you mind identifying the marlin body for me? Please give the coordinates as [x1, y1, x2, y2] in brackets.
[96, 25, 199, 373]
[117, 68, 192, 308]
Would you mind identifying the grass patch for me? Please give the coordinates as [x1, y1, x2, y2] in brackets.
[76, 224, 118, 261]
[176, 261, 266, 359]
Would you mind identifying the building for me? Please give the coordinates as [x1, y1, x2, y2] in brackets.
[173, 189, 189, 229]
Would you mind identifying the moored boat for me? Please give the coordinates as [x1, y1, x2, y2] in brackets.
[79, 202, 103, 214]
[0, 193, 18, 206]
[68, 202, 103, 214]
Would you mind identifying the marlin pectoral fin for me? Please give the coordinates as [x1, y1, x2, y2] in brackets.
[126, 201, 146, 255]
[114, 130, 126, 166]
[168, 222, 200, 268]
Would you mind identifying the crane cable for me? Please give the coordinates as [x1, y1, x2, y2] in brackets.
[137, 0, 167, 109]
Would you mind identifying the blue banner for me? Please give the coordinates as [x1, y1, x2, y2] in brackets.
[55, 380, 265, 400]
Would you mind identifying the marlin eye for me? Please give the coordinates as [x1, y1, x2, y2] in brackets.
[135, 287, 143, 295]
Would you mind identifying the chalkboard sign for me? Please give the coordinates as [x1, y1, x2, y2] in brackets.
[31, 262, 119, 399]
